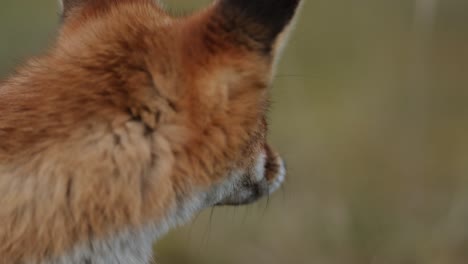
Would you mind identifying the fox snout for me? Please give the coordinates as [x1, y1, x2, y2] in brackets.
[216, 145, 286, 206]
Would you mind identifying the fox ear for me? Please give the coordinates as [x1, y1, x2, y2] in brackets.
[216, 0, 302, 52]
[59, 0, 85, 18]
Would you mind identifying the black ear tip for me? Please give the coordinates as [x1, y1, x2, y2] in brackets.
[222, 0, 301, 13]
[220, 0, 302, 43]
[221, 0, 302, 26]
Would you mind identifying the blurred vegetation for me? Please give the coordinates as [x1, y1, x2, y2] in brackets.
[1, 0, 468, 263]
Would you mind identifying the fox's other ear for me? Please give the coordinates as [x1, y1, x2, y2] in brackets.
[59, 0, 122, 18]
[59, 0, 84, 18]
[216, 0, 302, 52]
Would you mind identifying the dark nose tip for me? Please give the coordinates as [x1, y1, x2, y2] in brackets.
[264, 144, 281, 182]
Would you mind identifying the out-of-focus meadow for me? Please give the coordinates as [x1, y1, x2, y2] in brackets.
[1, 0, 468, 263]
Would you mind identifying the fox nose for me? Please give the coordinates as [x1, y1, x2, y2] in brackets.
[215, 145, 286, 207]
[264, 145, 286, 194]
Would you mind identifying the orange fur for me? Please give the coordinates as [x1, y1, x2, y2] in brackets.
[0, 0, 301, 262]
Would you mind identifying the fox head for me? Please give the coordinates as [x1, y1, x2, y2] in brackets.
[55, 0, 301, 212]
[0, 0, 302, 261]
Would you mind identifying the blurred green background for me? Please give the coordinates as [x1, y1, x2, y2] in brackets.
[1, 0, 468, 263]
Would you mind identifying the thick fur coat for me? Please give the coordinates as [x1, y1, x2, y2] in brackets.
[0, 0, 301, 263]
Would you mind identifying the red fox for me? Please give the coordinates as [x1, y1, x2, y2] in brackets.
[0, 0, 301, 263]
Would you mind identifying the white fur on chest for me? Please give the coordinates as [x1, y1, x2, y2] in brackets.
[35, 166, 250, 264]
[37, 191, 210, 264]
